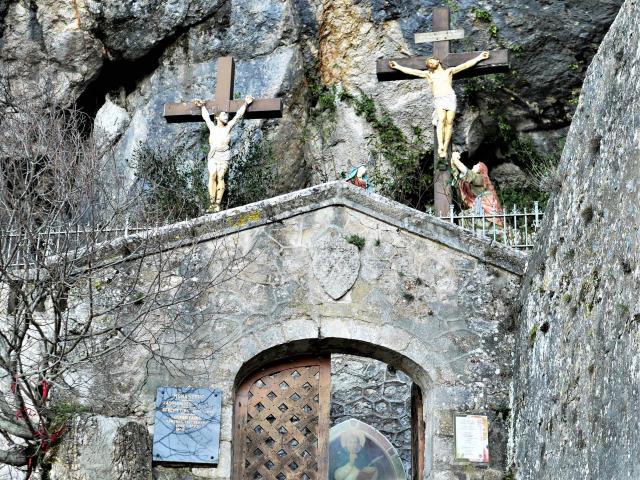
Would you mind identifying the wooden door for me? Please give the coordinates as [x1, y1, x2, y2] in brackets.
[233, 357, 331, 480]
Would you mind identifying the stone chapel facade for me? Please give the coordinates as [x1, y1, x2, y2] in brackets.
[44, 182, 525, 480]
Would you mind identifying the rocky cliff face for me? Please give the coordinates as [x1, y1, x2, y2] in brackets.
[0, 0, 623, 205]
[511, 0, 640, 477]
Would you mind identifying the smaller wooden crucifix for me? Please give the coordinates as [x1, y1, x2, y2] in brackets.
[163, 57, 283, 123]
[163, 57, 283, 213]
[376, 7, 510, 215]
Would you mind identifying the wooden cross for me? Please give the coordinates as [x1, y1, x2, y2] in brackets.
[376, 7, 510, 214]
[163, 57, 283, 123]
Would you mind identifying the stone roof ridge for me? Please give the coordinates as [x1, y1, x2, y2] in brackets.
[68, 181, 527, 276]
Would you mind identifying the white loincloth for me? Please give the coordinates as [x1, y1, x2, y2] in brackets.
[207, 149, 231, 172]
[434, 93, 457, 112]
[432, 93, 457, 126]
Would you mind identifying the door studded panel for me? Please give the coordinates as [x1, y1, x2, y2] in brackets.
[234, 357, 330, 480]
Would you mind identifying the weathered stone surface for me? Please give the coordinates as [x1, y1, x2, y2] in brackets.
[33, 184, 522, 479]
[511, 1, 640, 478]
[312, 227, 361, 299]
[94, 96, 131, 152]
[0, 0, 624, 197]
[0, 0, 104, 106]
[490, 162, 529, 191]
[49, 415, 151, 480]
[83, 0, 225, 60]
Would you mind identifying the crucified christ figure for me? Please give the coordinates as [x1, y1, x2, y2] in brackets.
[194, 96, 253, 212]
[389, 51, 489, 158]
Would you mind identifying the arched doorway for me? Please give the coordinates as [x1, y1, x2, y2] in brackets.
[232, 342, 427, 480]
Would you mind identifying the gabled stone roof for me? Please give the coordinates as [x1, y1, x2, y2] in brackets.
[98, 181, 526, 276]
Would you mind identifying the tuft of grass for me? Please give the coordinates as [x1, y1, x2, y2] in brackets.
[346, 234, 366, 250]
[471, 7, 492, 22]
[529, 323, 539, 348]
[49, 401, 91, 431]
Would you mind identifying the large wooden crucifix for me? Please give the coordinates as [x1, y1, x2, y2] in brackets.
[163, 56, 283, 123]
[376, 7, 510, 215]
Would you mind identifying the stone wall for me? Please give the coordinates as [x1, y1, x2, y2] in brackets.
[36, 183, 523, 479]
[49, 415, 152, 480]
[510, 1, 640, 478]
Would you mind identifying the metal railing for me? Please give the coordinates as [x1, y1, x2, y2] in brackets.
[433, 202, 544, 251]
[1, 202, 545, 270]
[0, 223, 151, 268]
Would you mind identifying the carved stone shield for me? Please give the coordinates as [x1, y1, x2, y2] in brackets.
[312, 228, 361, 300]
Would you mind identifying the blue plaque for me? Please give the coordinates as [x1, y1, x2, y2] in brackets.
[152, 386, 222, 464]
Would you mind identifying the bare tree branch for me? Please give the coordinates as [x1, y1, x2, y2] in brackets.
[0, 77, 259, 476]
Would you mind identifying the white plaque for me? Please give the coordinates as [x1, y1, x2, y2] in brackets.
[454, 414, 489, 463]
[415, 29, 465, 44]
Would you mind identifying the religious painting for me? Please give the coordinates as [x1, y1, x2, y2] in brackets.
[329, 419, 406, 480]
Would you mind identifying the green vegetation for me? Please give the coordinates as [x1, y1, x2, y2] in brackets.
[132, 130, 277, 220]
[568, 88, 581, 105]
[473, 17, 524, 58]
[529, 323, 539, 348]
[492, 115, 562, 210]
[309, 83, 338, 121]
[488, 24, 499, 40]
[462, 74, 510, 101]
[509, 43, 525, 57]
[308, 83, 340, 141]
[471, 7, 492, 22]
[338, 89, 433, 210]
[49, 401, 91, 430]
[346, 234, 366, 250]
[225, 139, 278, 209]
[443, 0, 460, 14]
[131, 143, 209, 222]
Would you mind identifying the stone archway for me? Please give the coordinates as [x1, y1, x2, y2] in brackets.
[231, 337, 434, 480]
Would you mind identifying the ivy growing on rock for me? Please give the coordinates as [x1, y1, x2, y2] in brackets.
[338, 89, 434, 210]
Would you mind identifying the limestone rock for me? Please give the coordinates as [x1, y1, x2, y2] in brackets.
[312, 227, 361, 300]
[94, 96, 131, 152]
[0, 0, 625, 195]
[83, 0, 226, 60]
[511, 1, 640, 478]
[490, 162, 529, 190]
[49, 415, 151, 480]
[0, 0, 103, 106]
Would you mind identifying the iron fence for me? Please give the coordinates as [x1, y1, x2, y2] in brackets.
[0, 223, 151, 268]
[433, 202, 544, 251]
[1, 202, 545, 269]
